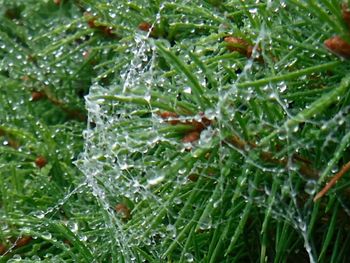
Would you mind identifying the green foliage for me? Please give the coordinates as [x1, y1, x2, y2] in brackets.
[1, 0, 350, 262]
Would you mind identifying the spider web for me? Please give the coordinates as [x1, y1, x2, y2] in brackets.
[1, 0, 346, 262]
[74, 1, 350, 262]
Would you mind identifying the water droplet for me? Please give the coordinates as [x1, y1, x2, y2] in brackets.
[304, 180, 316, 195]
[147, 175, 164, 186]
[34, 211, 45, 219]
[183, 87, 192, 94]
[42, 232, 52, 240]
[249, 8, 258, 14]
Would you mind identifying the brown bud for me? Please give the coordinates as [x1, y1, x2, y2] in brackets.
[159, 111, 180, 125]
[53, 0, 61, 5]
[84, 12, 96, 28]
[138, 22, 152, 32]
[188, 116, 211, 132]
[246, 45, 264, 62]
[101, 26, 114, 37]
[182, 131, 200, 143]
[14, 236, 32, 249]
[0, 244, 6, 255]
[84, 13, 118, 38]
[31, 91, 46, 101]
[159, 111, 178, 119]
[342, 4, 350, 29]
[324, 36, 350, 58]
[200, 115, 212, 128]
[138, 22, 158, 38]
[224, 36, 252, 57]
[189, 120, 205, 132]
[35, 156, 47, 168]
[188, 174, 199, 182]
[115, 203, 131, 221]
[246, 46, 253, 58]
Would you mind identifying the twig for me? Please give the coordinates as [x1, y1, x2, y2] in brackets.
[314, 160, 350, 202]
[228, 135, 318, 179]
[43, 88, 87, 122]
